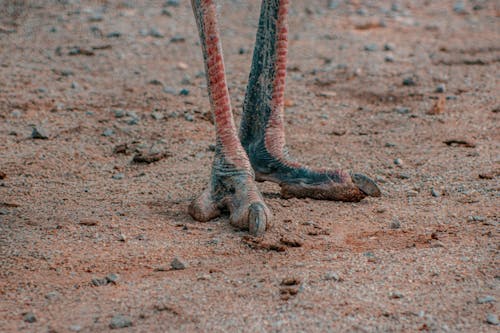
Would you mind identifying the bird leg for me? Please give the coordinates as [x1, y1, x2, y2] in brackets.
[239, 0, 380, 201]
[189, 0, 271, 236]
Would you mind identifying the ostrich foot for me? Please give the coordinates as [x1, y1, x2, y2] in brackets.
[189, 167, 272, 236]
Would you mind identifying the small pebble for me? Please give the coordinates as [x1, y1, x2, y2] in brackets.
[23, 312, 37, 323]
[151, 111, 164, 120]
[102, 128, 114, 137]
[171, 257, 186, 270]
[163, 86, 177, 94]
[435, 84, 446, 93]
[165, 0, 180, 6]
[109, 315, 133, 329]
[11, 110, 22, 117]
[486, 313, 499, 325]
[324, 272, 341, 281]
[384, 43, 395, 51]
[402, 77, 416, 86]
[112, 173, 124, 180]
[389, 291, 404, 299]
[431, 188, 441, 197]
[468, 216, 486, 222]
[106, 31, 121, 38]
[113, 109, 125, 118]
[453, 1, 466, 14]
[69, 324, 82, 332]
[106, 273, 119, 284]
[170, 35, 185, 43]
[179, 88, 190, 96]
[394, 158, 403, 166]
[364, 44, 378, 52]
[384, 55, 394, 62]
[45, 291, 61, 300]
[184, 114, 194, 122]
[127, 117, 139, 125]
[394, 107, 410, 114]
[149, 28, 164, 38]
[389, 219, 401, 229]
[31, 126, 49, 139]
[477, 296, 496, 304]
[328, 0, 340, 10]
[148, 79, 163, 86]
[91, 277, 108, 287]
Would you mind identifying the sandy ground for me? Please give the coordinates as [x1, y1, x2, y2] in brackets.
[0, 0, 499, 332]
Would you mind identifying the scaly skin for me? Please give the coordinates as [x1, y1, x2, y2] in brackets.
[189, 0, 271, 236]
[239, 0, 380, 201]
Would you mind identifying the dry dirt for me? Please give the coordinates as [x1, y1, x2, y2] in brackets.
[0, 0, 499, 332]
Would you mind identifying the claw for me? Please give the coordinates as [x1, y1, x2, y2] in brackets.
[351, 173, 381, 197]
[248, 202, 268, 236]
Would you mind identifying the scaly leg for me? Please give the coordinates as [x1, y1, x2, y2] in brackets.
[239, 0, 380, 201]
[189, 0, 271, 236]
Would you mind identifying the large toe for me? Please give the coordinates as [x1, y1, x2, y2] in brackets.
[351, 173, 381, 197]
[248, 202, 271, 236]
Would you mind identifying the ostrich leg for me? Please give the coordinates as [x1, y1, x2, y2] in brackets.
[189, 0, 271, 236]
[240, 0, 380, 201]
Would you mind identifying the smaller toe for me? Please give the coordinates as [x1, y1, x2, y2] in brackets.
[188, 189, 221, 222]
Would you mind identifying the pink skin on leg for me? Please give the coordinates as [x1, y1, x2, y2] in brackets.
[188, 0, 271, 236]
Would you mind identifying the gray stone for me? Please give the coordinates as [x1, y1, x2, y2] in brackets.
[31, 126, 49, 139]
[402, 77, 416, 86]
[163, 86, 177, 94]
[151, 111, 164, 120]
[112, 173, 124, 180]
[45, 291, 61, 300]
[364, 44, 378, 52]
[113, 109, 125, 118]
[102, 128, 114, 137]
[384, 43, 395, 51]
[394, 107, 410, 114]
[390, 219, 401, 229]
[69, 324, 82, 332]
[149, 28, 164, 38]
[171, 257, 186, 270]
[435, 84, 446, 93]
[477, 296, 495, 304]
[324, 272, 341, 281]
[109, 315, 133, 329]
[486, 313, 499, 325]
[394, 158, 403, 166]
[23, 312, 36, 323]
[91, 277, 108, 286]
[389, 291, 404, 299]
[106, 273, 119, 284]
